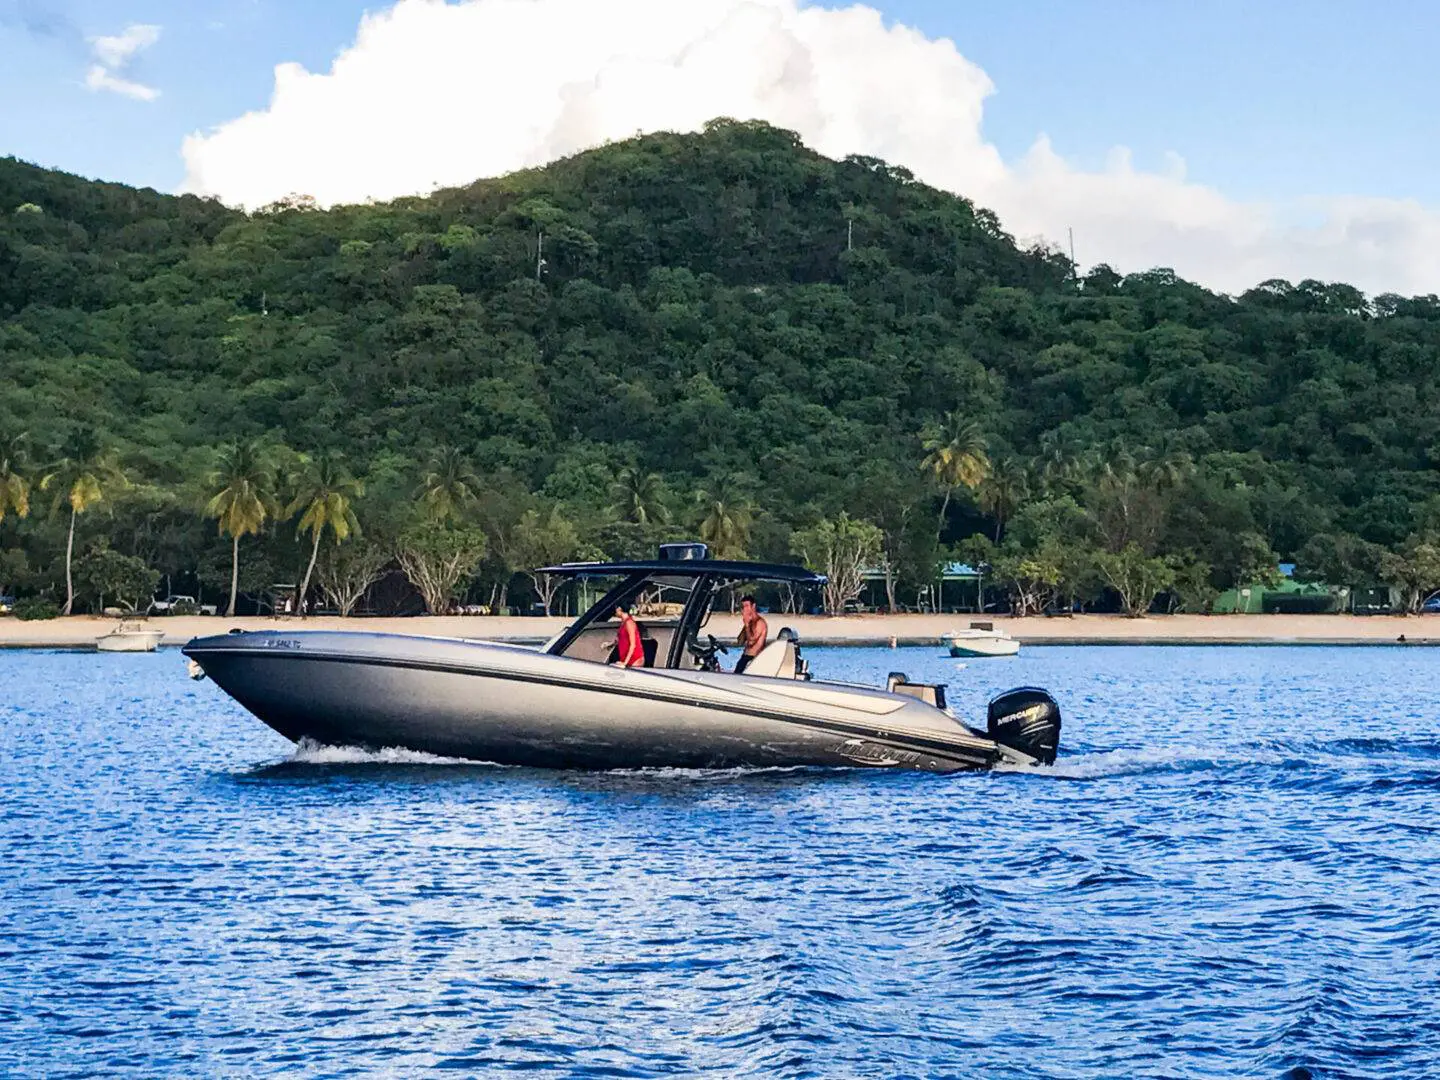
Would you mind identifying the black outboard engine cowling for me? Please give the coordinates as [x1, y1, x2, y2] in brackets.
[988, 687, 1061, 765]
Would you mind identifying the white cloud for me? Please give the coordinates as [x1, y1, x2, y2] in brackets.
[179, 0, 1440, 296]
[92, 23, 161, 67]
[85, 64, 161, 102]
[87, 23, 160, 101]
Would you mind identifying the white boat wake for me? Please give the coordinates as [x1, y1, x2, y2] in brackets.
[288, 738, 472, 766]
[1007, 744, 1299, 781]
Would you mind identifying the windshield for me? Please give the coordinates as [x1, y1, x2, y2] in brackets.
[546, 572, 706, 668]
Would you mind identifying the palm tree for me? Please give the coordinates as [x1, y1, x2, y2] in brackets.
[417, 447, 481, 523]
[0, 433, 31, 523]
[40, 433, 126, 615]
[286, 454, 362, 617]
[977, 457, 1030, 541]
[609, 466, 670, 525]
[1092, 441, 1139, 487]
[1035, 431, 1083, 498]
[919, 412, 990, 537]
[1084, 442, 1179, 554]
[205, 441, 275, 617]
[695, 477, 755, 559]
[1138, 447, 1194, 492]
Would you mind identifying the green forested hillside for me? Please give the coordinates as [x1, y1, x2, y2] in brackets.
[3, 118, 1439, 616]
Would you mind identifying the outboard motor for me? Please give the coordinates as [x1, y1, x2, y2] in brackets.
[988, 687, 1061, 765]
[777, 627, 811, 680]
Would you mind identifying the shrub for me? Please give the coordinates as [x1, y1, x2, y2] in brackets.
[14, 598, 60, 621]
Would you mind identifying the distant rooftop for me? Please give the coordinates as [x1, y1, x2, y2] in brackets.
[862, 562, 980, 580]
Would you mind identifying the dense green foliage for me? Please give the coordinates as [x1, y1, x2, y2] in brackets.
[12, 598, 58, 621]
[3, 119, 1440, 615]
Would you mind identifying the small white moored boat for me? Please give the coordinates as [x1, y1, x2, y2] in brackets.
[96, 622, 164, 653]
[942, 622, 1020, 658]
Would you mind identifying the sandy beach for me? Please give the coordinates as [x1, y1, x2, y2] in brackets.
[3, 612, 1436, 649]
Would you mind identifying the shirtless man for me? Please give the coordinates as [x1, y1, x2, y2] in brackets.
[733, 595, 768, 675]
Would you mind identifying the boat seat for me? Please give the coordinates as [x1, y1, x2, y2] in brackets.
[742, 638, 799, 679]
[887, 672, 947, 709]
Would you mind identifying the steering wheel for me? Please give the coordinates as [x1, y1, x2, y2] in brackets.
[686, 633, 729, 670]
[687, 633, 729, 657]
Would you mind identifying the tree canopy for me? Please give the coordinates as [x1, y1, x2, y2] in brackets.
[3, 119, 1440, 616]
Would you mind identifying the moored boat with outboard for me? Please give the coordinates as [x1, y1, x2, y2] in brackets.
[943, 622, 1020, 658]
[97, 621, 164, 653]
[183, 544, 1061, 772]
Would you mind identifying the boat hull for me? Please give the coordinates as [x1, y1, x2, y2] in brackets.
[947, 638, 1020, 658]
[97, 631, 163, 653]
[183, 631, 1018, 772]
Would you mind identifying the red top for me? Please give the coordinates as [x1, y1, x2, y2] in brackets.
[617, 615, 644, 667]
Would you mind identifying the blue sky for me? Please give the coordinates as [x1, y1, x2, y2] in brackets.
[3, 0, 1436, 201]
[2, 0, 1437, 293]
[919, 0, 1440, 205]
[1, 0, 363, 192]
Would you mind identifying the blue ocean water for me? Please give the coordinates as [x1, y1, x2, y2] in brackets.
[1, 644, 1437, 1078]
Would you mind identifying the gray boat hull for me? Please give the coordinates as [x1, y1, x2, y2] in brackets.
[183, 631, 1034, 772]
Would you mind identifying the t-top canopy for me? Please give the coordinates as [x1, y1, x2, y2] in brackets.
[536, 558, 827, 585]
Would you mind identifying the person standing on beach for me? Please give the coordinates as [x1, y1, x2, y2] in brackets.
[733, 595, 768, 674]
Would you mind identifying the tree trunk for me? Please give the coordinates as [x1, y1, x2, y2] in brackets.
[227, 534, 240, 617]
[298, 529, 322, 618]
[534, 573, 563, 616]
[62, 507, 77, 615]
[527, 573, 550, 616]
[936, 488, 953, 541]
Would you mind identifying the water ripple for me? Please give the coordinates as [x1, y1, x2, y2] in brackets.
[2, 644, 1438, 1077]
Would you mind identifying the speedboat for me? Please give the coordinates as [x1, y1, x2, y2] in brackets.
[96, 622, 164, 652]
[943, 622, 1020, 658]
[183, 544, 1060, 772]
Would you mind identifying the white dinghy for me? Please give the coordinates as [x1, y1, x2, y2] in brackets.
[942, 622, 1020, 658]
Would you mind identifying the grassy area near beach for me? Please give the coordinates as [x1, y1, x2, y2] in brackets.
[4, 612, 1436, 649]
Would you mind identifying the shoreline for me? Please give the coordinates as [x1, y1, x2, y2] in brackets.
[3, 612, 1436, 650]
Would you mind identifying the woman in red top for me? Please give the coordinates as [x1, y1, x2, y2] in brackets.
[614, 605, 644, 667]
